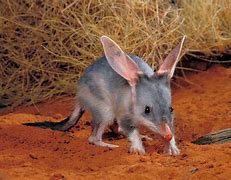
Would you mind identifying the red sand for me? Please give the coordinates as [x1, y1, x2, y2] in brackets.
[0, 65, 231, 179]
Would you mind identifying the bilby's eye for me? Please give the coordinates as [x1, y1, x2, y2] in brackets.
[145, 106, 151, 114]
[169, 106, 174, 113]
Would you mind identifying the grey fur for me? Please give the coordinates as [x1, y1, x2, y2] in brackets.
[71, 55, 178, 154]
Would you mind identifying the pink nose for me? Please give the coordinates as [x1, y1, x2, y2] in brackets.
[164, 133, 172, 141]
[160, 123, 172, 141]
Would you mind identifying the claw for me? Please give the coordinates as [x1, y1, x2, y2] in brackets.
[164, 136, 180, 155]
[88, 136, 118, 148]
[95, 141, 119, 148]
[164, 145, 180, 155]
[140, 134, 153, 141]
[129, 145, 145, 155]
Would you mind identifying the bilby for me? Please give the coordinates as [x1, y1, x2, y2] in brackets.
[24, 35, 185, 155]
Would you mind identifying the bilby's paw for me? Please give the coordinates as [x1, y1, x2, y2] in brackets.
[88, 136, 119, 148]
[129, 144, 145, 155]
[164, 144, 180, 155]
[164, 136, 180, 155]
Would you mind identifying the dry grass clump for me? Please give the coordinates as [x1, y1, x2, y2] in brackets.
[180, 0, 231, 55]
[0, 0, 231, 107]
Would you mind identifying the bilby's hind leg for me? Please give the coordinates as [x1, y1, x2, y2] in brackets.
[78, 82, 118, 148]
[88, 122, 119, 148]
[88, 108, 119, 148]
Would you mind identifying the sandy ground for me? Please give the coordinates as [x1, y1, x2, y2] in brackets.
[0, 65, 231, 180]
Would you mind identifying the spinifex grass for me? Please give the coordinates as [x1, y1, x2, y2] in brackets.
[0, 0, 230, 107]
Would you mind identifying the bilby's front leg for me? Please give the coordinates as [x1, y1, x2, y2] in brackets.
[119, 117, 145, 154]
[128, 129, 145, 154]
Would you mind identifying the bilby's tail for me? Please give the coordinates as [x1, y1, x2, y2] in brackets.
[23, 103, 85, 131]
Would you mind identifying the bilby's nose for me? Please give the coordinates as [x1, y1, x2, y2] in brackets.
[160, 123, 172, 141]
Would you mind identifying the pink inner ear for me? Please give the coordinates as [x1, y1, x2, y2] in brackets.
[157, 36, 186, 78]
[101, 36, 143, 86]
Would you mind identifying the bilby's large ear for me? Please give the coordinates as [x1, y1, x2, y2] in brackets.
[157, 36, 186, 79]
[100, 36, 143, 87]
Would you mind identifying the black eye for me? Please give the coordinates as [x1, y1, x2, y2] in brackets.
[169, 106, 174, 113]
[145, 106, 151, 114]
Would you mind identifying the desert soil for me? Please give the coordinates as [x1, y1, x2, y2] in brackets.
[0, 65, 231, 180]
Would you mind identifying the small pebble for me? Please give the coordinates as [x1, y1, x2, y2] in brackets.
[190, 167, 199, 174]
[205, 164, 214, 168]
[29, 153, 38, 159]
[63, 140, 70, 144]
[53, 147, 59, 151]
[50, 173, 65, 180]
[180, 153, 188, 159]
[139, 156, 150, 162]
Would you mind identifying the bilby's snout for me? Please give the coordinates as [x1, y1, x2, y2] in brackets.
[159, 123, 172, 141]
